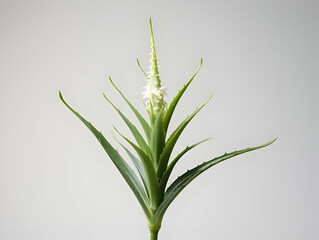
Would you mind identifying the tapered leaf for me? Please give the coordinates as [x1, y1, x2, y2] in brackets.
[154, 138, 277, 224]
[59, 91, 152, 220]
[136, 58, 148, 77]
[157, 94, 213, 180]
[113, 135, 149, 197]
[163, 59, 203, 133]
[113, 127, 162, 210]
[103, 93, 151, 157]
[109, 77, 151, 143]
[159, 137, 212, 193]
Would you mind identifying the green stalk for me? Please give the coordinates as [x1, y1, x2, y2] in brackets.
[150, 230, 159, 240]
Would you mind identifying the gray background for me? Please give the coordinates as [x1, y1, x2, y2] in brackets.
[1, 0, 318, 239]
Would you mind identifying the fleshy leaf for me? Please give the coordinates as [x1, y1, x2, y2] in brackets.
[159, 137, 212, 193]
[113, 135, 149, 197]
[102, 93, 151, 157]
[108, 77, 152, 143]
[157, 94, 213, 180]
[150, 110, 165, 167]
[154, 138, 277, 225]
[113, 127, 162, 210]
[163, 58, 203, 133]
[59, 91, 152, 220]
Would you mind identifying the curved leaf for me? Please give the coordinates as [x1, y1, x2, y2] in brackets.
[108, 77, 151, 143]
[136, 58, 148, 77]
[59, 91, 152, 220]
[163, 58, 203, 133]
[154, 138, 277, 224]
[157, 94, 213, 180]
[113, 135, 149, 197]
[102, 93, 151, 157]
[159, 137, 212, 193]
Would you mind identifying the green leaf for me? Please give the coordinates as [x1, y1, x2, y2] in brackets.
[108, 77, 152, 143]
[113, 127, 162, 210]
[148, 102, 156, 126]
[112, 135, 149, 197]
[59, 91, 152, 221]
[154, 138, 277, 225]
[163, 59, 203, 133]
[136, 58, 148, 77]
[102, 93, 151, 157]
[157, 94, 213, 180]
[150, 110, 166, 167]
[159, 137, 212, 193]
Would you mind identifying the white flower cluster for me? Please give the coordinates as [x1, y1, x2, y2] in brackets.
[142, 78, 167, 113]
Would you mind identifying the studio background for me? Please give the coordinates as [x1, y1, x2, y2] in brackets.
[1, 0, 318, 239]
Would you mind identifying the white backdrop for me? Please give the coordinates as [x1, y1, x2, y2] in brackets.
[1, 0, 318, 239]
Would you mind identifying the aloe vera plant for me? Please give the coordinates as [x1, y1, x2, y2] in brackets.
[59, 19, 276, 240]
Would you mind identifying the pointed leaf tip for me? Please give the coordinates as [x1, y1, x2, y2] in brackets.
[267, 137, 278, 145]
[137, 58, 148, 77]
[59, 98, 151, 219]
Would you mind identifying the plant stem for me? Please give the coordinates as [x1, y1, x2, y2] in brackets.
[150, 230, 159, 240]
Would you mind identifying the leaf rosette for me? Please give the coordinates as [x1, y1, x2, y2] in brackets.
[59, 18, 276, 240]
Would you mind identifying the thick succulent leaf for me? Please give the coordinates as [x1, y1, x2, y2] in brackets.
[150, 110, 166, 167]
[136, 58, 148, 77]
[113, 135, 149, 197]
[159, 137, 212, 193]
[163, 58, 203, 133]
[59, 91, 152, 220]
[157, 94, 213, 180]
[102, 93, 151, 157]
[154, 138, 277, 224]
[108, 77, 151, 143]
[113, 127, 162, 210]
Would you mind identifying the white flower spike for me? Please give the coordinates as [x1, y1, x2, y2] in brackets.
[143, 18, 167, 115]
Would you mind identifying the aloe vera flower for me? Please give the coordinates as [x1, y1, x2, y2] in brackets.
[59, 18, 276, 240]
[142, 19, 167, 115]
